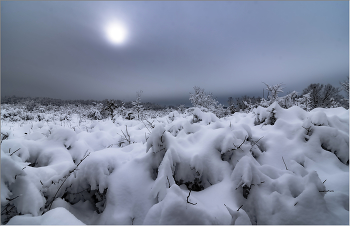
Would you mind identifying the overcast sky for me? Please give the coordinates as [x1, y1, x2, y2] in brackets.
[2, 1, 349, 106]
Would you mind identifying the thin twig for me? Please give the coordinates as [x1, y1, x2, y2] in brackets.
[186, 190, 197, 205]
[47, 152, 90, 211]
[140, 120, 151, 133]
[319, 190, 334, 192]
[1, 132, 9, 143]
[120, 125, 132, 144]
[6, 196, 19, 202]
[167, 176, 171, 188]
[2, 205, 15, 216]
[10, 148, 21, 156]
[233, 136, 248, 150]
[250, 136, 264, 147]
[1, 203, 11, 214]
[282, 156, 288, 170]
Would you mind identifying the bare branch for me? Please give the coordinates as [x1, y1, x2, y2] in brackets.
[167, 176, 171, 188]
[6, 196, 20, 202]
[282, 156, 288, 170]
[47, 152, 91, 211]
[233, 136, 248, 150]
[186, 190, 197, 205]
[119, 125, 132, 145]
[10, 148, 21, 156]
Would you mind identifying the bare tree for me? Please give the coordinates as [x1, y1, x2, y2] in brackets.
[263, 82, 284, 104]
[340, 77, 349, 96]
[302, 83, 342, 109]
[190, 86, 217, 109]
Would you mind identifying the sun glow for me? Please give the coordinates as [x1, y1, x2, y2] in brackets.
[105, 23, 128, 45]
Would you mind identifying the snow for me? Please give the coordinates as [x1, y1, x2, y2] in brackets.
[7, 207, 85, 225]
[1, 105, 348, 224]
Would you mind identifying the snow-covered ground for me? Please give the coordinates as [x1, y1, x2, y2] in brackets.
[1, 103, 349, 224]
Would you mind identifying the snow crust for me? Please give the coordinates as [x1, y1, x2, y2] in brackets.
[1, 106, 348, 224]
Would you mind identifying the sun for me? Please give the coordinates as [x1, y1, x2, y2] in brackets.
[105, 23, 127, 45]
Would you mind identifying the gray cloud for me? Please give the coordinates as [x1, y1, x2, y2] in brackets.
[1, 1, 348, 105]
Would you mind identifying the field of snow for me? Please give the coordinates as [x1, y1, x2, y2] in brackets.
[1, 103, 349, 225]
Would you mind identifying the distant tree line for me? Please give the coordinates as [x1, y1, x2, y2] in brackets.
[190, 79, 349, 118]
[1, 96, 99, 106]
[226, 81, 349, 113]
[2, 78, 349, 117]
[1, 96, 166, 111]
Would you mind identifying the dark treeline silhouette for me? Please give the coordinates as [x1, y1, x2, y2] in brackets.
[1, 96, 166, 110]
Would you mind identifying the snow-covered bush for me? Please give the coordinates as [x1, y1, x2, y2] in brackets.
[302, 83, 343, 109]
[295, 92, 312, 111]
[189, 86, 225, 118]
[132, 91, 144, 120]
[279, 90, 298, 109]
[20, 112, 35, 121]
[86, 109, 103, 120]
[263, 82, 284, 105]
[25, 100, 37, 112]
[177, 105, 186, 114]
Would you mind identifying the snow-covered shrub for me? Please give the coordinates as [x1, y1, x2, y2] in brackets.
[258, 98, 270, 108]
[231, 155, 338, 224]
[1, 150, 27, 224]
[125, 112, 135, 120]
[302, 83, 344, 109]
[189, 86, 225, 118]
[146, 124, 168, 171]
[263, 82, 284, 105]
[25, 100, 37, 112]
[254, 102, 282, 125]
[101, 100, 119, 119]
[132, 91, 144, 120]
[295, 92, 312, 111]
[2, 108, 24, 122]
[1, 148, 48, 224]
[36, 113, 45, 121]
[116, 102, 126, 117]
[86, 109, 103, 120]
[177, 105, 186, 114]
[242, 100, 259, 113]
[20, 112, 35, 121]
[279, 90, 298, 109]
[190, 108, 218, 125]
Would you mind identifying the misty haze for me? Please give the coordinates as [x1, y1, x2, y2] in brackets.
[1, 1, 349, 225]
